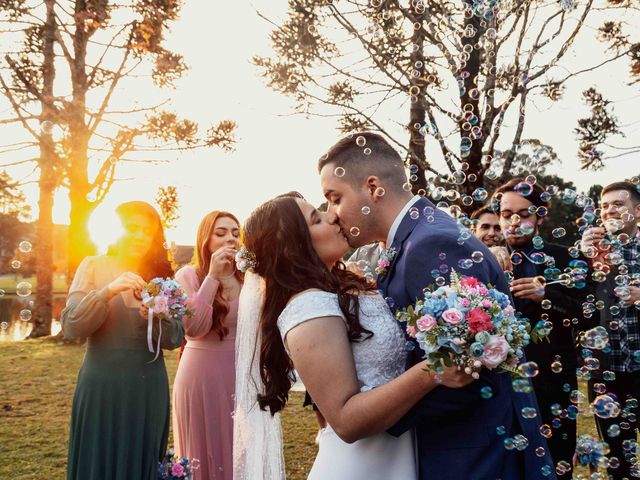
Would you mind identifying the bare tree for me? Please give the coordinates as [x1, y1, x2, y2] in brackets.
[0, 1, 237, 336]
[255, 0, 633, 204]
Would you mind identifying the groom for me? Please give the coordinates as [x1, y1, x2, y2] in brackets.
[319, 132, 556, 480]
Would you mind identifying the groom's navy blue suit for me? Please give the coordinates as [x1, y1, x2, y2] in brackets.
[379, 197, 557, 480]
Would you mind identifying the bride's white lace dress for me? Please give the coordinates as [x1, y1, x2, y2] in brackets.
[278, 290, 417, 480]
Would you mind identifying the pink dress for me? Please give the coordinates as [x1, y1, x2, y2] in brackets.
[173, 266, 237, 480]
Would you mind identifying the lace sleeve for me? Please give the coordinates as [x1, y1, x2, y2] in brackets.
[277, 290, 345, 345]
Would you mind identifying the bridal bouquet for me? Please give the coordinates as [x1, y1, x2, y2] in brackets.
[142, 277, 191, 361]
[157, 449, 199, 479]
[396, 271, 535, 378]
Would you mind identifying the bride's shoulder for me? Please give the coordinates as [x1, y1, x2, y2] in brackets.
[278, 290, 344, 335]
[287, 288, 336, 305]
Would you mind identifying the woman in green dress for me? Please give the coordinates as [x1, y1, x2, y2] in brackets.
[62, 201, 185, 480]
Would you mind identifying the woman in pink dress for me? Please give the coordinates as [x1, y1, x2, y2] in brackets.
[173, 211, 242, 480]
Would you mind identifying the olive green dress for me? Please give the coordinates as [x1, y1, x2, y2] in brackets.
[61, 255, 184, 480]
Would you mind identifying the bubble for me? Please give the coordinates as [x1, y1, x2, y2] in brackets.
[18, 240, 32, 253]
[536, 206, 548, 217]
[525, 174, 537, 185]
[518, 361, 540, 378]
[540, 299, 552, 310]
[603, 371, 616, 381]
[512, 377, 533, 393]
[374, 187, 385, 197]
[472, 188, 488, 202]
[471, 251, 484, 263]
[535, 446, 546, 457]
[349, 227, 360, 237]
[409, 207, 420, 220]
[496, 425, 506, 435]
[16, 281, 32, 297]
[403, 182, 412, 192]
[0, 321, 8, 331]
[580, 326, 610, 350]
[503, 437, 515, 450]
[19, 309, 32, 322]
[513, 434, 529, 451]
[40, 120, 54, 134]
[592, 394, 621, 419]
[585, 357, 601, 371]
[334, 167, 346, 177]
[540, 465, 553, 477]
[515, 181, 533, 197]
[608, 424, 621, 437]
[551, 360, 563, 373]
[435, 276, 446, 287]
[552, 228, 566, 238]
[385, 297, 395, 308]
[0, 289, 4, 297]
[356, 135, 366, 147]
[481, 386, 493, 399]
[361, 206, 371, 215]
[457, 258, 474, 270]
[11, 260, 21, 269]
[522, 407, 538, 419]
[511, 252, 523, 265]
[363, 147, 371, 156]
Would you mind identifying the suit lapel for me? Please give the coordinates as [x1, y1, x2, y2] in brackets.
[378, 197, 433, 294]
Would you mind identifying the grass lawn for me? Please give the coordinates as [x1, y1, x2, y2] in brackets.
[0, 339, 601, 480]
[0, 339, 318, 480]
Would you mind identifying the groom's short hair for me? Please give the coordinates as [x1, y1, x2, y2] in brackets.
[318, 132, 407, 188]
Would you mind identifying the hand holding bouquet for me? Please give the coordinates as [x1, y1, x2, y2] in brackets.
[396, 271, 538, 378]
[142, 277, 191, 361]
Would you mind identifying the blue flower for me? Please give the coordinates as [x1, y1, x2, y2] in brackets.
[421, 297, 447, 317]
[488, 289, 510, 308]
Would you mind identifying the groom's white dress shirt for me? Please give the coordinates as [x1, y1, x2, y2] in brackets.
[385, 195, 421, 247]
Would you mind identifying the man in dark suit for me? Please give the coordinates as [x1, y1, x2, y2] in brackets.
[319, 132, 556, 480]
[493, 178, 589, 479]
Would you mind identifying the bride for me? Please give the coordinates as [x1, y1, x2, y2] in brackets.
[233, 192, 472, 479]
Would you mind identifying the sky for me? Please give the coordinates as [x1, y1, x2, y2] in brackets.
[1, 1, 635, 248]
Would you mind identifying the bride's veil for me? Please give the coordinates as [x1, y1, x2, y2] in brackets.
[233, 271, 286, 479]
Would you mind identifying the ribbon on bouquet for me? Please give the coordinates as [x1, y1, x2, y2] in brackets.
[146, 306, 163, 363]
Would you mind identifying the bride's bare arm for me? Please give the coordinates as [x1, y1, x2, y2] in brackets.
[285, 316, 472, 444]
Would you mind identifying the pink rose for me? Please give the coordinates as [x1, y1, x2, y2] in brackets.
[153, 295, 169, 315]
[478, 287, 489, 296]
[171, 463, 185, 477]
[406, 325, 417, 337]
[504, 305, 515, 317]
[482, 300, 493, 308]
[480, 335, 510, 369]
[441, 308, 463, 325]
[378, 258, 390, 268]
[416, 315, 437, 332]
[460, 298, 471, 308]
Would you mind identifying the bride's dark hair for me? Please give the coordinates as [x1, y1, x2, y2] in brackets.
[243, 192, 374, 415]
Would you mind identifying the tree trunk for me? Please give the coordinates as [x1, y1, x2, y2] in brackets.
[29, 0, 56, 338]
[66, 0, 95, 282]
[459, 13, 487, 205]
[408, 13, 428, 194]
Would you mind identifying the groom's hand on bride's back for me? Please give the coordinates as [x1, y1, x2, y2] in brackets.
[428, 364, 475, 389]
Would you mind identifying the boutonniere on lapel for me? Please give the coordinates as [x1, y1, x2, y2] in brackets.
[375, 247, 397, 276]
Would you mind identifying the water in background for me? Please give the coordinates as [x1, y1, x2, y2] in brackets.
[0, 294, 66, 341]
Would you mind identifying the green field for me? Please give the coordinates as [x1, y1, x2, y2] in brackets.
[0, 339, 318, 480]
[0, 339, 600, 479]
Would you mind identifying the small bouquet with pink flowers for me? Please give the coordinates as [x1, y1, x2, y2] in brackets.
[142, 277, 191, 322]
[396, 270, 534, 378]
[142, 278, 191, 361]
[157, 449, 199, 479]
